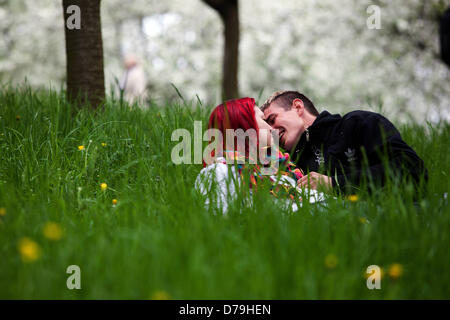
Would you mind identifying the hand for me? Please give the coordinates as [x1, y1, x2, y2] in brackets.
[297, 172, 332, 191]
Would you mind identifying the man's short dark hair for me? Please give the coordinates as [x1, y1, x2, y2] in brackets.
[260, 90, 319, 116]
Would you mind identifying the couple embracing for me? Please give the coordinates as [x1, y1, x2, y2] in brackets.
[196, 90, 427, 212]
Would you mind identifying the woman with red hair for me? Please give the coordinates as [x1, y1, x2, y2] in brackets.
[204, 97, 273, 165]
[195, 97, 325, 213]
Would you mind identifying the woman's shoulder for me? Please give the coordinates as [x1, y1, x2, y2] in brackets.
[195, 158, 242, 202]
[198, 158, 230, 178]
[195, 157, 240, 189]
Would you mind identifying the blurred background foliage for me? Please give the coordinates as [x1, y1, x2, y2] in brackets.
[0, 0, 449, 121]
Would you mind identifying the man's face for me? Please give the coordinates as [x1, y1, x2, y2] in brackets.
[263, 102, 305, 151]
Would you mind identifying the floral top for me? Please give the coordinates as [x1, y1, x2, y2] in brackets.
[212, 148, 304, 200]
[196, 149, 326, 213]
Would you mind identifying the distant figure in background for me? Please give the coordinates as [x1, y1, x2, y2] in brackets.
[119, 54, 148, 107]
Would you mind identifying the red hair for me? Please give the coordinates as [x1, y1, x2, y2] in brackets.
[206, 97, 259, 162]
[208, 97, 258, 133]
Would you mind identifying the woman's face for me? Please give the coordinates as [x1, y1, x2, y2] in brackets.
[254, 106, 273, 148]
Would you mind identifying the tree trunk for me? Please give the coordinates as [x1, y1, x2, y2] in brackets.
[62, 0, 105, 109]
[203, 0, 239, 100]
[440, 7, 450, 68]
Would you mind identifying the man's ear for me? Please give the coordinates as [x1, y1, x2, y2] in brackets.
[292, 98, 304, 116]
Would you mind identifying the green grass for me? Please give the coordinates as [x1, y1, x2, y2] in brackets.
[0, 87, 449, 299]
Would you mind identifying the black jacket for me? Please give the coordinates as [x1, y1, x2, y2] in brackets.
[292, 110, 427, 193]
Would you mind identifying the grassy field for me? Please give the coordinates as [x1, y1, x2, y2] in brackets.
[0, 87, 449, 299]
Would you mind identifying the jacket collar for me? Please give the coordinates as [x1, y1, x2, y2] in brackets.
[292, 110, 341, 153]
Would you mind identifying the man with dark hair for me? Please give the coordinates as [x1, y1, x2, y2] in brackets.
[261, 90, 320, 117]
[261, 90, 427, 193]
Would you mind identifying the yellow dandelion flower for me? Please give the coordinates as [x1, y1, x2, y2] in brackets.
[325, 254, 338, 270]
[16, 115, 21, 120]
[78, 145, 85, 151]
[112, 199, 117, 205]
[0, 207, 6, 216]
[100, 183, 108, 191]
[43, 222, 63, 241]
[101, 142, 107, 147]
[18, 237, 41, 263]
[388, 263, 403, 279]
[348, 194, 358, 202]
[359, 217, 367, 224]
[151, 290, 170, 300]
